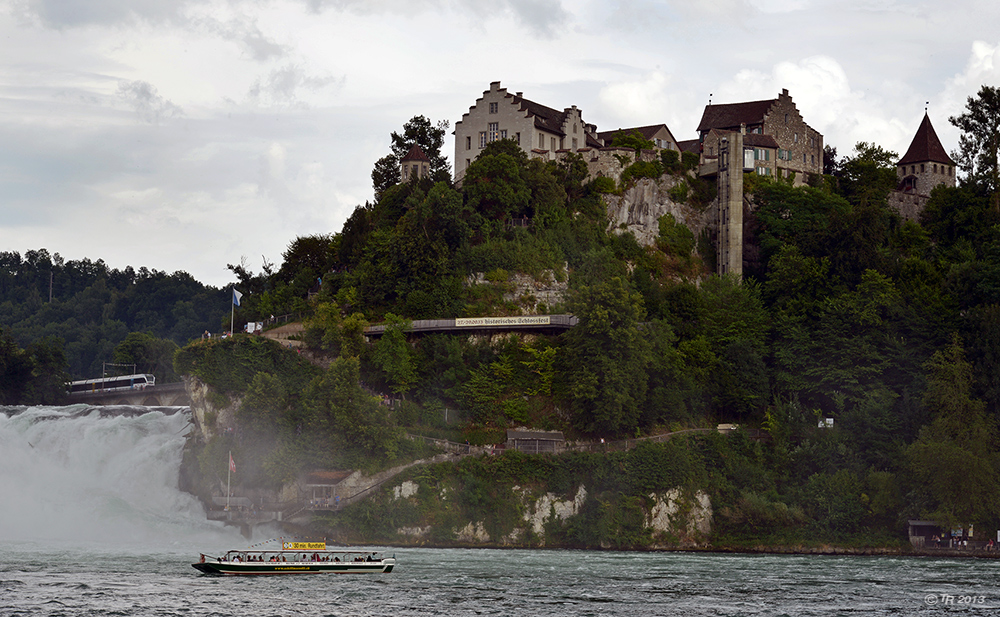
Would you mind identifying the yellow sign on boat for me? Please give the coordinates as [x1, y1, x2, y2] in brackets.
[282, 542, 326, 550]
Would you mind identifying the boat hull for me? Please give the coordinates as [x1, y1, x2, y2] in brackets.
[192, 559, 395, 575]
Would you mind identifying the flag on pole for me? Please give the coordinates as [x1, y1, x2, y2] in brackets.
[229, 453, 236, 473]
[233, 288, 243, 306]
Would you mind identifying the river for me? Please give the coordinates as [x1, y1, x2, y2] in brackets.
[2, 405, 998, 616]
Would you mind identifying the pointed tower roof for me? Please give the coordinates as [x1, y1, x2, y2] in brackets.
[898, 114, 956, 166]
[401, 144, 430, 163]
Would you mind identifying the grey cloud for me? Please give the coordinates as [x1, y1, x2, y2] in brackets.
[247, 65, 343, 106]
[117, 81, 183, 124]
[17, 0, 191, 28]
[304, 0, 570, 37]
[211, 17, 290, 62]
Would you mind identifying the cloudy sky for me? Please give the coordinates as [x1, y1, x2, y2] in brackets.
[2, 0, 999, 287]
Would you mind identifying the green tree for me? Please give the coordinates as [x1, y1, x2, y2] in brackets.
[0, 328, 33, 404]
[836, 142, 898, 207]
[372, 115, 451, 200]
[907, 335, 1000, 528]
[950, 85, 1000, 208]
[557, 277, 650, 435]
[113, 332, 180, 383]
[302, 356, 402, 465]
[371, 313, 417, 397]
[609, 130, 654, 152]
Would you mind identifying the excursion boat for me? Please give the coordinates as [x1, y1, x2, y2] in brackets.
[192, 541, 396, 575]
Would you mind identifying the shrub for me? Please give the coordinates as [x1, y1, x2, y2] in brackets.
[681, 151, 700, 171]
[667, 181, 690, 204]
[589, 176, 617, 194]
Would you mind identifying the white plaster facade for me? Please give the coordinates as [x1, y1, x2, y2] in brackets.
[454, 81, 596, 183]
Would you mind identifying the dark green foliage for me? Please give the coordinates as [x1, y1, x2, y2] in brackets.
[906, 336, 1000, 529]
[113, 332, 179, 383]
[372, 115, 451, 201]
[0, 250, 227, 381]
[609, 130, 654, 152]
[950, 85, 1000, 203]
[174, 334, 320, 395]
[619, 159, 663, 187]
[836, 142, 899, 207]
[557, 277, 650, 435]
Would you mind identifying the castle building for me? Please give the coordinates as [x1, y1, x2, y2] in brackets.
[888, 113, 957, 221]
[453, 81, 601, 183]
[594, 124, 680, 152]
[696, 89, 823, 184]
[400, 144, 431, 181]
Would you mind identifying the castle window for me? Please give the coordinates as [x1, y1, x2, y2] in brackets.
[933, 164, 938, 173]
[784, 113, 789, 124]
[479, 132, 487, 148]
[539, 133, 544, 148]
[515, 132, 520, 145]
[811, 154, 815, 165]
[803, 153, 807, 163]
[489, 102, 498, 114]
[488, 122, 499, 142]
[466, 136, 471, 150]
[501, 129, 507, 140]
[794, 133, 798, 143]
[551, 137, 556, 151]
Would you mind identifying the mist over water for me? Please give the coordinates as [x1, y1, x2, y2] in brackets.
[0, 405, 240, 550]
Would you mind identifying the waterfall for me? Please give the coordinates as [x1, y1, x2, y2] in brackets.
[0, 405, 240, 549]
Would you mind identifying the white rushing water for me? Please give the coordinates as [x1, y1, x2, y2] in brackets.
[0, 405, 240, 550]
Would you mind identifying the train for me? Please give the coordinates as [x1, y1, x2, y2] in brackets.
[67, 373, 156, 394]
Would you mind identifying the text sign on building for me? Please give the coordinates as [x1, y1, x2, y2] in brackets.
[455, 316, 551, 327]
[283, 542, 326, 550]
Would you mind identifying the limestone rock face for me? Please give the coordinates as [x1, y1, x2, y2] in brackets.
[184, 375, 240, 443]
[647, 488, 713, 548]
[604, 177, 713, 248]
[521, 485, 588, 540]
[466, 268, 568, 314]
[456, 521, 490, 543]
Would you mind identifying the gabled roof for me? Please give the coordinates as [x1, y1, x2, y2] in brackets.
[509, 93, 569, 136]
[898, 114, 956, 166]
[676, 139, 700, 154]
[401, 144, 430, 162]
[697, 98, 775, 133]
[595, 124, 674, 144]
[743, 133, 780, 149]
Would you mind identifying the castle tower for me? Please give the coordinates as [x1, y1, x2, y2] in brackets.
[400, 144, 431, 181]
[889, 114, 957, 221]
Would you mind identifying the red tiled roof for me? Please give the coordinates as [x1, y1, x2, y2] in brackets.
[898, 114, 956, 166]
[401, 144, 430, 162]
[697, 98, 775, 133]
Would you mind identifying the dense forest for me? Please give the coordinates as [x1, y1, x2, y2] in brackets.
[4, 88, 1000, 545]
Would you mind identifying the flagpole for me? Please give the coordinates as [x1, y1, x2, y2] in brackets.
[230, 287, 235, 335]
[226, 450, 232, 511]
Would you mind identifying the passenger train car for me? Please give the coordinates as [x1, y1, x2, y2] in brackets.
[67, 373, 156, 394]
